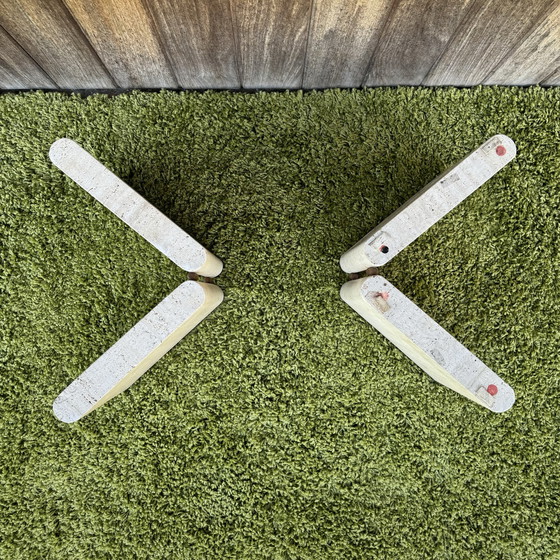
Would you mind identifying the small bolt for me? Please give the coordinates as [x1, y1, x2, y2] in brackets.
[380, 245, 389, 254]
[487, 384, 498, 396]
[496, 145, 506, 156]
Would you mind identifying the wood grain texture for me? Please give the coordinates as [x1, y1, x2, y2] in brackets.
[484, 3, 560, 85]
[1, 0, 559, 89]
[232, 0, 312, 89]
[144, 0, 239, 89]
[0, 26, 56, 89]
[303, 0, 392, 88]
[63, 0, 176, 88]
[424, 0, 556, 86]
[542, 66, 560, 86]
[0, 0, 113, 89]
[365, 0, 474, 86]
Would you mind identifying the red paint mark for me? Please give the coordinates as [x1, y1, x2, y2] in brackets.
[379, 291, 389, 300]
[487, 384, 498, 396]
[496, 145, 506, 156]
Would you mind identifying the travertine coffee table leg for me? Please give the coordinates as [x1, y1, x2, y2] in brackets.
[341, 276, 515, 412]
[50, 138, 222, 277]
[53, 281, 223, 423]
[340, 135, 516, 272]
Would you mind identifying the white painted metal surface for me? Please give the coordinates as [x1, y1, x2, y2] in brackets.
[49, 138, 222, 277]
[53, 281, 223, 423]
[340, 276, 515, 412]
[340, 135, 516, 272]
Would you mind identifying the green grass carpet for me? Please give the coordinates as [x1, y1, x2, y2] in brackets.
[1, 87, 559, 559]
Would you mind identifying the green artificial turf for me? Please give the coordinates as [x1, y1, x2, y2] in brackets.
[1, 87, 559, 559]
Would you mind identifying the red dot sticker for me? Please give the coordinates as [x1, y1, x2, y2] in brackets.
[487, 384, 498, 396]
[496, 145, 506, 156]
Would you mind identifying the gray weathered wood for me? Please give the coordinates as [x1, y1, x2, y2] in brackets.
[542, 66, 560, 86]
[303, 0, 392, 89]
[485, 3, 560, 85]
[0, 26, 56, 89]
[143, 0, 239, 89]
[63, 0, 176, 88]
[232, 0, 312, 89]
[0, 0, 113, 89]
[424, 0, 556, 86]
[1, 0, 560, 89]
[365, 0, 474, 86]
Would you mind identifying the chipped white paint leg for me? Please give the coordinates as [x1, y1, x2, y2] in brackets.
[340, 135, 516, 272]
[340, 276, 515, 412]
[53, 281, 223, 423]
[49, 138, 222, 277]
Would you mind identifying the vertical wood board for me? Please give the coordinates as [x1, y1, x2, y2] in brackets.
[542, 66, 560, 86]
[144, 0, 239, 89]
[0, 0, 113, 89]
[63, 0, 176, 88]
[0, 26, 56, 89]
[424, 0, 556, 86]
[485, 3, 560, 85]
[365, 0, 474, 86]
[303, 0, 392, 88]
[232, 0, 312, 89]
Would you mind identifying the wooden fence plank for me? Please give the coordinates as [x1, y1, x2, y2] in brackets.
[232, 0, 312, 89]
[303, 0, 392, 89]
[143, 0, 239, 89]
[484, 3, 560, 85]
[365, 0, 474, 86]
[542, 66, 560, 86]
[424, 0, 556, 86]
[0, 0, 113, 89]
[1, 0, 559, 90]
[0, 26, 56, 89]
[63, 0, 176, 89]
